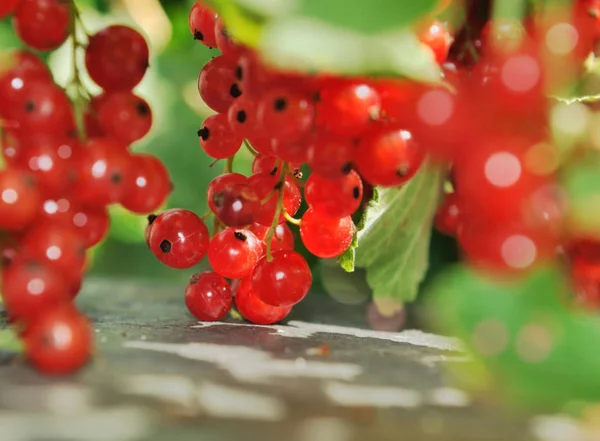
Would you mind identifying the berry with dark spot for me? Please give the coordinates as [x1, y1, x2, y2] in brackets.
[307, 135, 357, 181]
[185, 272, 233, 321]
[300, 208, 356, 259]
[208, 228, 262, 279]
[198, 113, 243, 159]
[198, 56, 238, 114]
[227, 95, 259, 137]
[188, 2, 219, 47]
[95, 92, 152, 145]
[257, 88, 314, 142]
[247, 172, 302, 226]
[305, 170, 363, 219]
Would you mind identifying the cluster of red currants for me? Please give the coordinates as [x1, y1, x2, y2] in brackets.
[0, 0, 171, 374]
[144, 3, 454, 325]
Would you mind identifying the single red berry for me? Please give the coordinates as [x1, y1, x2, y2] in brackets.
[148, 209, 210, 269]
[207, 174, 258, 227]
[307, 135, 357, 180]
[208, 228, 262, 279]
[0, 168, 40, 231]
[85, 25, 149, 92]
[71, 138, 134, 206]
[19, 223, 87, 279]
[305, 170, 363, 218]
[185, 272, 232, 321]
[0, 0, 19, 18]
[17, 135, 77, 199]
[317, 82, 381, 138]
[434, 192, 461, 236]
[252, 251, 312, 307]
[13, 0, 70, 51]
[235, 277, 292, 325]
[418, 20, 453, 64]
[249, 222, 295, 255]
[0, 50, 52, 118]
[356, 127, 424, 187]
[24, 305, 92, 376]
[300, 208, 355, 258]
[252, 154, 279, 175]
[271, 137, 312, 164]
[6, 80, 74, 137]
[247, 173, 302, 226]
[1, 257, 69, 321]
[214, 20, 246, 60]
[189, 1, 219, 47]
[198, 56, 239, 114]
[257, 88, 314, 142]
[227, 95, 258, 138]
[121, 153, 172, 214]
[198, 113, 243, 159]
[96, 92, 152, 145]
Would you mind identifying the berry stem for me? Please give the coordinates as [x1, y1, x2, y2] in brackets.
[264, 162, 288, 262]
[225, 154, 234, 174]
[283, 211, 301, 226]
[243, 139, 258, 157]
[201, 209, 212, 220]
[67, 0, 90, 141]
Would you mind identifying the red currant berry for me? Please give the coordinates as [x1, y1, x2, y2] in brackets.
[198, 113, 243, 159]
[300, 208, 355, 258]
[185, 272, 232, 321]
[356, 127, 424, 187]
[418, 20, 453, 64]
[0, 168, 40, 231]
[257, 89, 314, 142]
[72, 138, 134, 206]
[0, 50, 51, 118]
[252, 251, 312, 307]
[307, 135, 356, 180]
[13, 0, 69, 51]
[24, 305, 92, 376]
[207, 174, 258, 227]
[252, 154, 279, 175]
[214, 20, 246, 60]
[198, 56, 239, 114]
[207, 173, 246, 210]
[249, 222, 295, 255]
[121, 153, 172, 214]
[149, 209, 210, 269]
[434, 192, 461, 236]
[208, 228, 262, 279]
[247, 173, 302, 226]
[317, 82, 381, 138]
[271, 137, 312, 164]
[96, 92, 152, 145]
[0, 0, 19, 18]
[1, 257, 69, 321]
[17, 135, 77, 199]
[305, 170, 363, 218]
[235, 277, 292, 325]
[227, 95, 258, 138]
[85, 25, 149, 92]
[19, 223, 86, 278]
[189, 1, 219, 47]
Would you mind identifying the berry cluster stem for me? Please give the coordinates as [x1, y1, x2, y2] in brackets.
[264, 163, 288, 262]
[67, 0, 90, 141]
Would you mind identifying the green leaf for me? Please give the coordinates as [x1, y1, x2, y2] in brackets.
[351, 164, 444, 302]
[320, 259, 370, 305]
[0, 329, 23, 353]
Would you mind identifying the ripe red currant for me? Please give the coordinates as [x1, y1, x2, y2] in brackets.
[0, 0, 19, 18]
[252, 251, 312, 307]
[97, 92, 152, 145]
[227, 95, 258, 138]
[247, 173, 302, 226]
[252, 154, 279, 175]
[121, 153, 172, 214]
[189, 1, 219, 47]
[257, 88, 314, 142]
[235, 277, 292, 325]
[249, 222, 295, 255]
[305, 170, 363, 218]
[85, 25, 149, 92]
[13, 0, 70, 51]
[185, 272, 232, 321]
[198, 56, 239, 114]
[148, 209, 210, 269]
[198, 113, 243, 159]
[418, 20, 453, 64]
[271, 137, 312, 164]
[208, 228, 262, 279]
[207, 174, 258, 227]
[307, 135, 356, 180]
[434, 192, 461, 236]
[0, 168, 40, 231]
[300, 208, 355, 258]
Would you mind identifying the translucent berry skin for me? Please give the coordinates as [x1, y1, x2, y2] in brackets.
[249, 222, 295, 255]
[85, 25, 149, 92]
[148, 209, 210, 269]
[356, 127, 424, 187]
[72, 138, 134, 207]
[247, 173, 302, 226]
[208, 228, 262, 279]
[418, 20, 453, 64]
[257, 89, 314, 142]
[185, 272, 232, 321]
[0, 0, 19, 18]
[307, 136, 357, 180]
[300, 208, 355, 258]
[1, 258, 69, 321]
[252, 154, 279, 175]
[434, 192, 461, 236]
[198, 56, 238, 114]
[208, 177, 258, 228]
[0, 50, 52, 118]
[189, 1, 219, 47]
[0, 168, 40, 231]
[19, 223, 87, 279]
[7, 81, 74, 137]
[305, 170, 363, 218]
[235, 277, 292, 325]
[198, 113, 243, 159]
[207, 173, 246, 211]
[227, 95, 258, 138]
[17, 135, 76, 199]
[13, 0, 70, 51]
[121, 154, 171, 214]
[252, 251, 312, 307]
[317, 83, 381, 138]
[24, 306, 92, 376]
[97, 92, 152, 145]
